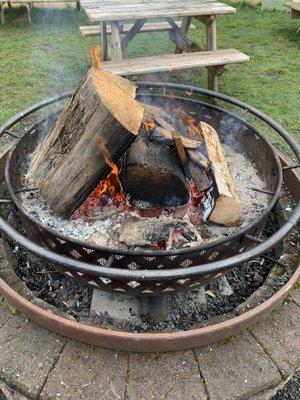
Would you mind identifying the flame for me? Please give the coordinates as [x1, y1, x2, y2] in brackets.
[143, 118, 156, 135]
[73, 138, 125, 218]
[176, 109, 202, 137]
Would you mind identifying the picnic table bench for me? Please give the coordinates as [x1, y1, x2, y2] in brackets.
[284, 1, 300, 18]
[0, 0, 79, 24]
[80, 0, 249, 91]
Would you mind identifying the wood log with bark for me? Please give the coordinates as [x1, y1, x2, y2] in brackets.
[199, 121, 242, 227]
[31, 66, 144, 217]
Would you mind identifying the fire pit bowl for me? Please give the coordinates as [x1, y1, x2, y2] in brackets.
[1, 83, 299, 297]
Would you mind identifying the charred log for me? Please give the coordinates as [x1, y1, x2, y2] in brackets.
[120, 131, 190, 208]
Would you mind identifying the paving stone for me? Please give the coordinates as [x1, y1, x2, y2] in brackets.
[40, 340, 127, 400]
[290, 288, 300, 306]
[0, 296, 14, 327]
[251, 301, 300, 378]
[126, 350, 207, 400]
[0, 315, 65, 400]
[195, 331, 281, 400]
[0, 379, 29, 400]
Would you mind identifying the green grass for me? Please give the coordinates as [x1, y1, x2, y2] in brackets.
[0, 4, 299, 153]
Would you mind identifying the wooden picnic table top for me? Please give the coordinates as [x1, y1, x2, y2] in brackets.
[81, 0, 236, 22]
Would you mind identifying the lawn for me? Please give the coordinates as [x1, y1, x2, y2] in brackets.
[0, 3, 299, 153]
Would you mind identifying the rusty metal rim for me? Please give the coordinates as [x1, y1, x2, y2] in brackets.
[0, 250, 298, 352]
[0, 153, 299, 351]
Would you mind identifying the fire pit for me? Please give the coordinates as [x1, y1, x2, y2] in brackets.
[1, 82, 299, 303]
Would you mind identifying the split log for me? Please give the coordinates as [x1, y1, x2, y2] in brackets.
[120, 131, 190, 208]
[31, 67, 144, 217]
[199, 122, 242, 227]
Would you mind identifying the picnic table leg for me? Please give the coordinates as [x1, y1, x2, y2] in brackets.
[0, 3, 5, 24]
[100, 22, 108, 61]
[175, 16, 192, 53]
[206, 16, 217, 91]
[26, 3, 32, 23]
[110, 21, 123, 60]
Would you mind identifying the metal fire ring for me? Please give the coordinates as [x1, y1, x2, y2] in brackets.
[0, 83, 299, 283]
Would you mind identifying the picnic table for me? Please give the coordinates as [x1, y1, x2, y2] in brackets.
[80, 0, 249, 91]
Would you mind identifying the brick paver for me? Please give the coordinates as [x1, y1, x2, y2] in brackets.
[251, 301, 300, 378]
[40, 340, 127, 400]
[0, 315, 65, 399]
[126, 350, 207, 400]
[195, 331, 281, 400]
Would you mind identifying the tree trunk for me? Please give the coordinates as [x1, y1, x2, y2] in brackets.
[31, 67, 144, 218]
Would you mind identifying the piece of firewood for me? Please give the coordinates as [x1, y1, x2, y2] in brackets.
[120, 131, 190, 209]
[143, 103, 211, 192]
[31, 67, 144, 217]
[151, 127, 201, 149]
[199, 121, 242, 227]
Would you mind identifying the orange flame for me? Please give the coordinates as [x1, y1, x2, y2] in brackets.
[177, 109, 202, 137]
[73, 138, 125, 218]
[143, 118, 156, 135]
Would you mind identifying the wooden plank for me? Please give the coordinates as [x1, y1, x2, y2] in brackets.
[82, 2, 236, 22]
[166, 17, 201, 52]
[110, 21, 123, 60]
[101, 49, 249, 76]
[175, 16, 192, 53]
[121, 18, 147, 51]
[206, 16, 217, 91]
[80, 21, 196, 37]
[100, 22, 108, 61]
[0, 2, 4, 24]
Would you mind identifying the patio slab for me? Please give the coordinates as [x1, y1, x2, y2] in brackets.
[0, 288, 298, 399]
[126, 350, 207, 400]
[250, 301, 300, 378]
[195, 331, 281, 400]
[40, 341, 127, 400]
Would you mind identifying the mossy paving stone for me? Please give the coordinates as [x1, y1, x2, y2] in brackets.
[195, 331, 281, 400]
[39, 341, 127, 400]
[250, 302, 300, 378]
[0, 315, 65, 400]
[126, 350, 207, 400]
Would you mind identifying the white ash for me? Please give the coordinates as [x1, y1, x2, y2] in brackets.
[20, 144, 269, 249]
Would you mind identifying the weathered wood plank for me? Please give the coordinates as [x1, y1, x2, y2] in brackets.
[80, 21, 196, 37]
[101, 49, 249, 76]
[175, 16, 192, 53]
[82, 2, 236, 22]
[100, 22, 108, 61]
[121, 18, 147, 51]
[166, 17, 201, 52]
[110, 21, 123, 60]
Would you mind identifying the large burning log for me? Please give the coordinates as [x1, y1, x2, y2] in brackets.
[31, 67, 144, 218]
